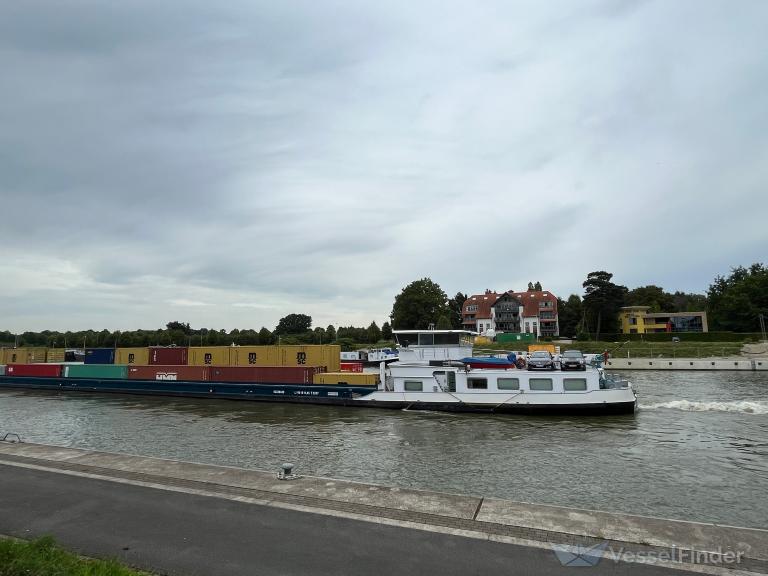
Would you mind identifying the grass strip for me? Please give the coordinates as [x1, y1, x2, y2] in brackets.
[0, 536, 148, 576]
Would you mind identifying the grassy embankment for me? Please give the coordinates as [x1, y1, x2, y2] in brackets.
[0, 536, 147, 576]
[474, 341, 744, 358]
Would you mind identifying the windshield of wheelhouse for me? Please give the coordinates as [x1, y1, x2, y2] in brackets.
[395, 332, 463, 346]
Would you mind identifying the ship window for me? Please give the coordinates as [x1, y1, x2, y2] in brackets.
[498, 377, 519, 390]
[248, 352, 257, 364]
[128, 353, 135, 364]
[204, 353, 212, 364]
[529, 378, 553, 391]
[418, 333, 434, 345]
[434, 333, 461, 345]
[563, 378, 587, 391]
[467, 378, 487, 389]
[404, 380, 423, 391]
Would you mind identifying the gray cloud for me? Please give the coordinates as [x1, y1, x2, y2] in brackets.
[1, 0, 767, 331]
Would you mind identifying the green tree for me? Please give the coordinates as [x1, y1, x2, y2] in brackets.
[381, 322, 392, 340]
[313, 326, 326, 343]
[258, 327, 273, 344]
[436, 315, 452, 329]
[166, 321, 192, 335]
[708, 263, 768, 331]
[274, 314, 312, 334]
[366, 321, 382, 343]
[625, 285, 675, 312]
[582, 271, 628, 339]
[671, 291, 708, 313]
[557, 294, 583, 337]
[447, 291, 468, 329]
[390, 278, 449, 329]
[325, 325, 336, 342]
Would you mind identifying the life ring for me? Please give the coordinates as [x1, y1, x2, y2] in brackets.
[515, 357, 526, 369]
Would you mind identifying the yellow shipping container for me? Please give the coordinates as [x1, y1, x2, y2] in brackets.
[230, 346, 279, 366]
[188, 347, 232, 366]
[2, 347, 48, 364]
[115, 347, 150, 366]
[46, 348, 66, 363]
[228, 344, 341, 370]
[313, 372, 378, 386]
[276, 345, 341, 372]
[528, 344, 556, 354]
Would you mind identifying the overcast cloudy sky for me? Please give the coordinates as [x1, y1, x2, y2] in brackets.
[1, 0, 766, 332]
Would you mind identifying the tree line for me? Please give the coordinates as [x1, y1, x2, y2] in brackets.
[2, 263, 765, 349]
[0, 314, 394, 351]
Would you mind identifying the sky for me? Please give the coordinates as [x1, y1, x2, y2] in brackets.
[1, 0, 767, 332]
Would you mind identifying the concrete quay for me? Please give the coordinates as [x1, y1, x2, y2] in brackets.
[0, 440, 766, 575]
[606, 358, 768, 371]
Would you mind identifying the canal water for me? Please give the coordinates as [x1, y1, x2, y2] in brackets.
[0, 371, 766, 529]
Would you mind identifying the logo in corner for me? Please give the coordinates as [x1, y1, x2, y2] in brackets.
[551, 541, 609, 567]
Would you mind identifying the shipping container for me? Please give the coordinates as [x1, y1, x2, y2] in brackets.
[209, 366, 321, 384]
[340, 362, 364, 373]
[46, 348, 66, 363]
[84, 348, 116, 365]
[116, 347, 149, 366]
[148, 347, 188, 366]
[313, 372, 378, 386]
[6, 364, 62, 377]
[276, 345, 341, 372]
[62, 364, 128, 379]
[1, 348, 48, 365]
[188, 347, 232, 366]
[127, 365, 208, 381]
[229, 346, 279, 367]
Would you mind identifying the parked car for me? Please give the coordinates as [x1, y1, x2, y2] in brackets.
[560, 349, 586, 371]
[527, 350, 555, 370]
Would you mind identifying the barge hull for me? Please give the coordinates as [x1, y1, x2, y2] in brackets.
[0, 376, 636, 415]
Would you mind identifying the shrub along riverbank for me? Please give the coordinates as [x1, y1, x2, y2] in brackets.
[0, 536, 147, 576]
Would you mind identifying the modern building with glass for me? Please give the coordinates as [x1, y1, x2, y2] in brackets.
[618, 306, 708, 334]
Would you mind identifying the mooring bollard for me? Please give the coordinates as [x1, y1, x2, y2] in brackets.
[278, 462, 301, 480]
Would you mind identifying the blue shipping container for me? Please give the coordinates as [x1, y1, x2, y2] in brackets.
[84, 348, 116, 365]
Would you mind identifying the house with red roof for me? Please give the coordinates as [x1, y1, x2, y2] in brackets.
[460, 290, 499, 334]
[461, 289, 559, 337]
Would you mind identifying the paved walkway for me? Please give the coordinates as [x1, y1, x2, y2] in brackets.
[0, 442, 765, 575]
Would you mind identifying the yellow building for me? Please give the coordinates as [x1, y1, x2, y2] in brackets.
[618, 306, 708, 334]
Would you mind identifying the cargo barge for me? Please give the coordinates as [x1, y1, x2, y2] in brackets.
[0, 375, 376, 406]
[0, 332, 637, 414]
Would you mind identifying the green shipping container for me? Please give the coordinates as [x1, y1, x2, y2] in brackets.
[62, 364, 129, 380]
[496, 332, 537, 344]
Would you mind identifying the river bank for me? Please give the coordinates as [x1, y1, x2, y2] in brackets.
[1, 441, 766, 575]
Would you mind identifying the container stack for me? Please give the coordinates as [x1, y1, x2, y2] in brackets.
[0, 344, 372, 386]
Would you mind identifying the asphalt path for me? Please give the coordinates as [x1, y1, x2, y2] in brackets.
[0, 463, 694, 576]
